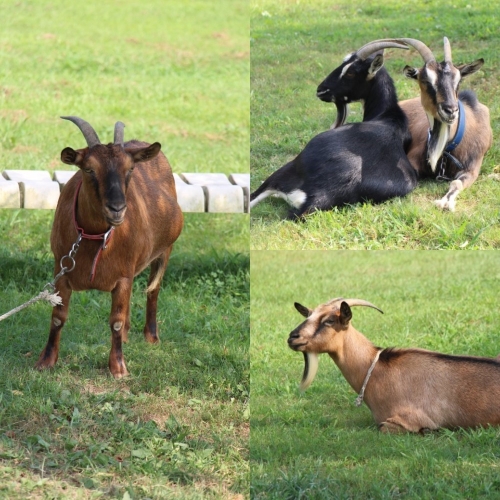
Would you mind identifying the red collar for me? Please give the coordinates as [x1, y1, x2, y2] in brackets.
[73, 180, 115, 283]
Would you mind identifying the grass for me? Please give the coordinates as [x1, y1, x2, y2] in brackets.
[0, 210, 249, 499]
[1, 0, 249, 175]
[250, 0, 500, 249]
[0, 1, 249, 498]
[250, 250, 500, 498]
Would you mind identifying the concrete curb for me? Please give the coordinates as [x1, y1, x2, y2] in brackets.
[1, 170, 249, 213]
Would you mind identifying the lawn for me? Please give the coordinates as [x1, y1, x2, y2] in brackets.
[250, 0, 500, 249]
[251, 250, 500, 498]
[0, 1, 249, 498]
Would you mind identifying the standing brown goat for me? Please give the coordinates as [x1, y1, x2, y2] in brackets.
[288, 297, 500, 433]
[36, 116, 183, 378]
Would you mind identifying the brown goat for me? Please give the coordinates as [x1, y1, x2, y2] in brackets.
[399, 37, 492, 211]
[288, 297, 500, 433]
[36, 116, 183, 378]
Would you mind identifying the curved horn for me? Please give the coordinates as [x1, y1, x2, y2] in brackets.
[342, 298, 384, 314]
[396, 38, 436, 64]
[443, 36, 452, 63]
[356, 39, 409, 60]
[299, 352, 319, 392]
[114, 121, 125, 146]
[61, 116, 101, 148]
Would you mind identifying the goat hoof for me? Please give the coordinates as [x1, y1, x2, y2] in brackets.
[434, 198, 455, 212]
[35, 351, 57, 370]
[144, 326, 160, 344]
[434, 196, 455, 212]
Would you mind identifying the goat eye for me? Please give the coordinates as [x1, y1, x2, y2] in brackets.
[345, 72, 355, 78]
[84, 168, 93, 174]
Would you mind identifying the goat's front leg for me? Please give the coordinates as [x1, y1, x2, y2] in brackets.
[36, 277, 72, 371]
[435, 167, 480, 211]
[109, 279, 133, 379]
[143, 248, 172, 343]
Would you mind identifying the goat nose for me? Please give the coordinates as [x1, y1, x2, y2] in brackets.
[441, 103, 458, 116]
[107, 203, 126, 214]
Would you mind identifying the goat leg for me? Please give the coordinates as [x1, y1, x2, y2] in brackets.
[435, 167, 480, 211]
[143, 249, 171, 343]
[36, 277, 72, 371]
[109, 279, 132, 379]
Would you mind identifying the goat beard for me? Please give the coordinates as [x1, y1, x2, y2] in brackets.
[300, 352, 319, 391]
[331, 102, 348, 129]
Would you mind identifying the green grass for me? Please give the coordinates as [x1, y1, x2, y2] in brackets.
[0, 211, 249, 499]
[250, 0, 500, 249]
[250, 250, 500, 498]
[0, 1, 249, 498]
[0, 0, 249, 175]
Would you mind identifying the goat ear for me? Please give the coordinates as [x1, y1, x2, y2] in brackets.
[127, 142, 162, 164]
[294, 302, 312, 318]
[61, 147, 85, 166]
[339, 301, 352, 325]
[367, 54, 384, 78]
[403, 66, 419, 80]
[457, 58, 484, 78]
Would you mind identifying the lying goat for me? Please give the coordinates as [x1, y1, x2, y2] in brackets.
[36, 117, 183, 378]
[320, 37, 492, 211]
[250, 39, 418, 220]
[288, 297, 500, 433]
[400, 37, 492, 211]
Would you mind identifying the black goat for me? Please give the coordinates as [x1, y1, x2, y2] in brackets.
[250, 39, 418, 220]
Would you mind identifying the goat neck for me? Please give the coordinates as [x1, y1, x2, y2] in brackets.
[362, 68, 401, 122]
[329, 326, 380, 394]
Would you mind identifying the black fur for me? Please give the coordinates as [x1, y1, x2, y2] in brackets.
[251, 54, 418, 220]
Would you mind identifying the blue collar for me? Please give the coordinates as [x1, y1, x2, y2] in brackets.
[445, 99, 465, 152]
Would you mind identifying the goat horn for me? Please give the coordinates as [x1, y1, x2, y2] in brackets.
[343, 298, 384, 314]
[396, 38, 436, 64]
[443, 37, 452, 63]
[114, 121, 126, 146]
[356, 39, 409, 60]
[61, 116, 101, 148]
[300, 352, 319, 392]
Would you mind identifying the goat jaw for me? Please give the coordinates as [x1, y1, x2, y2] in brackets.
[331, 102, 348, 129]
[300, 352, 319, 391]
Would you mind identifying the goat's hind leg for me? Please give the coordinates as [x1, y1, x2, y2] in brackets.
[143, 248, 172, 343]
[36, 277, 72, 371]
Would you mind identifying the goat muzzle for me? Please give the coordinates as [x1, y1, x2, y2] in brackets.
[105, 205, 127, 226]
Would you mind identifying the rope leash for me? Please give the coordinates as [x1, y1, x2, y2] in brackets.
[0, 290, 62, 322]
[0, 232, 82, 323]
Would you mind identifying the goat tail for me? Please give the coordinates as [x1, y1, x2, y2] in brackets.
[146, 255, 167, 294]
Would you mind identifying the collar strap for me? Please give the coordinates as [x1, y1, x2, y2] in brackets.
[72, 180, 115, 283]
[445, 99, 465, 152]
[355, 349, 382, 407]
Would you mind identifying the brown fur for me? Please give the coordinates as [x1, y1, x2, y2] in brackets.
[36, 138, 183, 379]
[288, 298, 500, 433]
[401, 50, 492, 211]
[400, 97, 492, 178]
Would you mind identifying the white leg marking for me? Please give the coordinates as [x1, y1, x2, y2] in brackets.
[250, 189, 306, 210]
[250, 190, 275, 209]
[434, 179, 462, 212]
[113, 321, 123, 331]
[53, 318, 62, 327]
